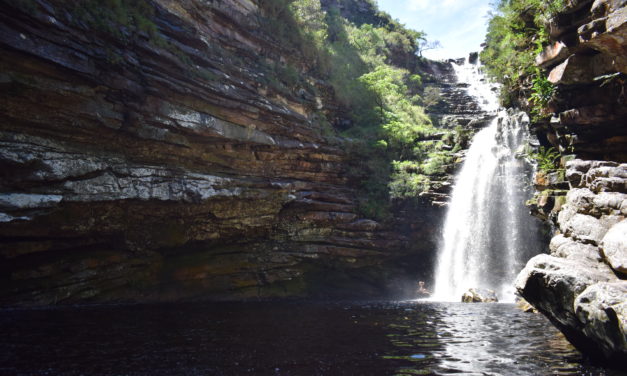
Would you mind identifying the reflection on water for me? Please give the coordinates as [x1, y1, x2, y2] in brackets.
[384, 302, 613, 376]
[0, 301, 623, 375]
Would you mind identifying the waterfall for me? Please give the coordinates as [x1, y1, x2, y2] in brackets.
[431, 59, 542, 302]
[450, 60, 500, 113]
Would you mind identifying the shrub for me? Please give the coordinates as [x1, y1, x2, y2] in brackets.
[529, 73, 555, 120]
[421, 151, 451, 175]
[481, 0, 566, 108]
[422, 86, 442, 109]
[389, 168, 430, 198]
[254, 0, 448, 218]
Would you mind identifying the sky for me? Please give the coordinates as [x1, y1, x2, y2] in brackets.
[376, 0, 494, 61]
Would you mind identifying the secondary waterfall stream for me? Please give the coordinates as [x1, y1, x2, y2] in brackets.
[432, 59, 544, 302]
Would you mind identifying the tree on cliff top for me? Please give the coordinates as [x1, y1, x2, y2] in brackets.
[417, 40, 442, 57]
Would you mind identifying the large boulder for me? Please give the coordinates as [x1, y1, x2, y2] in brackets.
[575, 282, 627, 361]
[549, 234, 602, 262]
[516, 254, 617, 323]
[601, 219, 627, 273]
[515, 254, 625, 362]
[517, 159, 627, 365]
[461, 288, 498, 303]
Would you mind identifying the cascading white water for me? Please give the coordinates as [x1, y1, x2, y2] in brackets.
[450, 60, 500, 113]
[431, 59, 542, 302]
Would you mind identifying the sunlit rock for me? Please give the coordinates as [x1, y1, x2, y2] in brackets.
[516, 297, 538, 313]
[550, 234, 602, 262]
[600, 219, 627, 273]
[519, 158, 627, 364]
[548, 56, 596, 85]
[515, 253, 618, 328]
[579, 4, 627, 73]
[461, 288, 498, 303]
[520, 0, 627, 364]
[574, 281, 627, 362]
[536, 41, 570, 69]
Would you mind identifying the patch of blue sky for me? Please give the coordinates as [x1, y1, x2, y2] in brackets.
[376, 0, 494, 60]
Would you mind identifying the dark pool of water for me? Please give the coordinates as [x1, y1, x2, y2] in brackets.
[0, 301, 624, 376]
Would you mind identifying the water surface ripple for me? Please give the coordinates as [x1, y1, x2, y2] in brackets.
[0, 301, 623, 375]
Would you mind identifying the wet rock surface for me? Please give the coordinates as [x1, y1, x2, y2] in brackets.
[417, 58, 497, 206]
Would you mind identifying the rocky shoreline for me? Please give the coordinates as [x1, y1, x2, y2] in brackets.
[516, 0, 626, 365]
[516, 160, 626, 364]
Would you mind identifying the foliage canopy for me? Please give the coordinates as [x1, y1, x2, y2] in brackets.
[481, 0, 565, 111]
[262, 0, 453, 219]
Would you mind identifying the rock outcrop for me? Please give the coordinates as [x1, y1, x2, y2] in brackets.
[461, 288, 498, 303]
[0, 0, 442, 305]
[516, 160, 627, 364]
[517, 0, 627, 365]
[535, 0, 627, 162]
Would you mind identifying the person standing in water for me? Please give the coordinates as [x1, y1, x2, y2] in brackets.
[417, 281, 430, 298]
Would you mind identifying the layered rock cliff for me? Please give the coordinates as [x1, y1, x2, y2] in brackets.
[515, 0, 627, 365]
[0, 0, 419, 304]
[517, 160, 626, 364]
[0, 0, 486, 305]
[536, 0, 627, 161]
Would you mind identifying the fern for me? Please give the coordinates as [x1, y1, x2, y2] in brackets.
[532, 146, 560, 171]
[529, 73, 555, 120]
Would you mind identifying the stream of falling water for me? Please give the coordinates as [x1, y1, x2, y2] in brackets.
[432, 59, 543, 302]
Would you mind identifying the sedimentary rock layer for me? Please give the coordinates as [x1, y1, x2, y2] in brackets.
[520, 0, 627, 365]
[537, 0, 627, 162]
[0, 0, 438, 304]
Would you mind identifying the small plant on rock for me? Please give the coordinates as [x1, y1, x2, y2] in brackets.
[532, 146, 560, 172]
[529, 73, 555, 120]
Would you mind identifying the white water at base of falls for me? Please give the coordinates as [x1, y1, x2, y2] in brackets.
[431, 59, 543, 303]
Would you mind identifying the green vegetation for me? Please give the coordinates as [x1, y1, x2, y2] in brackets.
[257, 0, 453, 219]
[481, 0, 565, 110]
[61, 0, 162, 43]
[422, 86, 443, 110]
[10, 0, 452, 221]
[389, 161, 430, 198]
[529, 74, 555, 120]
[532, 146, 561, 172]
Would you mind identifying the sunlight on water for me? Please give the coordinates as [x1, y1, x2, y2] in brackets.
[451, 59, 500, 113]
[2, 301, 618, 375]
[432, 59, 542, 303]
